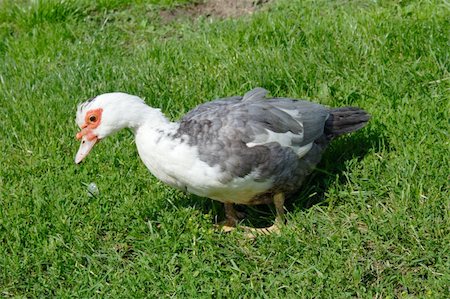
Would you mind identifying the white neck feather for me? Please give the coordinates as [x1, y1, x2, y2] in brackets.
[99, 94, 177, 138]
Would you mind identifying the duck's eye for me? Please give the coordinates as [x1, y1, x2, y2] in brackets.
[89, 115, 97, 123]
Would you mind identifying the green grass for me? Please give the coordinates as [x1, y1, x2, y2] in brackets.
[1, 0, 449, 297]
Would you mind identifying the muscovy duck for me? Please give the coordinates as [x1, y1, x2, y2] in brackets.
[75, 88, 370, 235]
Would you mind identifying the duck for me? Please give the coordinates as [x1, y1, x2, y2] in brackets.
[75, 88, 370, 235]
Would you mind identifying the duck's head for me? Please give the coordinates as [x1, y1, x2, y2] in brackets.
[74, 92, 145, 164]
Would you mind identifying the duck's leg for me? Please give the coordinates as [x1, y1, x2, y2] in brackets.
[219, 194, 286, 236]
[243, 193, 285, 237]
[219, 203, 241, 232]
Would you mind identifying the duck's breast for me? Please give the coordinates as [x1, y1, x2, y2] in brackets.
[135, 125, 272, 203]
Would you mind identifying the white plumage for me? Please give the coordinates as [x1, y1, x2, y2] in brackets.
[75, 88, 370, 235]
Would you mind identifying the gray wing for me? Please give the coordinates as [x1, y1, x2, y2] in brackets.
[179, 87, 266, 120]
[177, 88, 330, 181]
[180, 96, 242, 120]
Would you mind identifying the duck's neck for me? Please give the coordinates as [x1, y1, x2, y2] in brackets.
[110, 98, 177, 135]
[132, 104, 186, 189]
[130, 105, 174, 133]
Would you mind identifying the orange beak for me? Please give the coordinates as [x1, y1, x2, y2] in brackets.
[75, 126, 98, 164]
[75, 108, 103, 164]
[75, 135, 98, 164]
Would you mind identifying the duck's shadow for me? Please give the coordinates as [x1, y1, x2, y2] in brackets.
[178, 127, 386, 228]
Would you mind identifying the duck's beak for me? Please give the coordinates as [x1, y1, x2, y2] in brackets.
[75, 135, 98, 164]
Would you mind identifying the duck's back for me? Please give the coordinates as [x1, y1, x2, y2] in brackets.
[175, 88, 331, 203]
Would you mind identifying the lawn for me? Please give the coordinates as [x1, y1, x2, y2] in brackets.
[0, 0, 449, 297]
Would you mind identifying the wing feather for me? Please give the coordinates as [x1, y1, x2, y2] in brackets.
[176, 88, 330, 180]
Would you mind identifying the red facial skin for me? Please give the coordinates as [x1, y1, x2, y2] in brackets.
[76, 108, 103, 141]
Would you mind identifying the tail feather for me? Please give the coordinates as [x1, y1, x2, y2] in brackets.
[325, 107, 370, 138]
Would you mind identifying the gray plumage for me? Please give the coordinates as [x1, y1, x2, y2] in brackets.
[175, 88, 370, 204]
